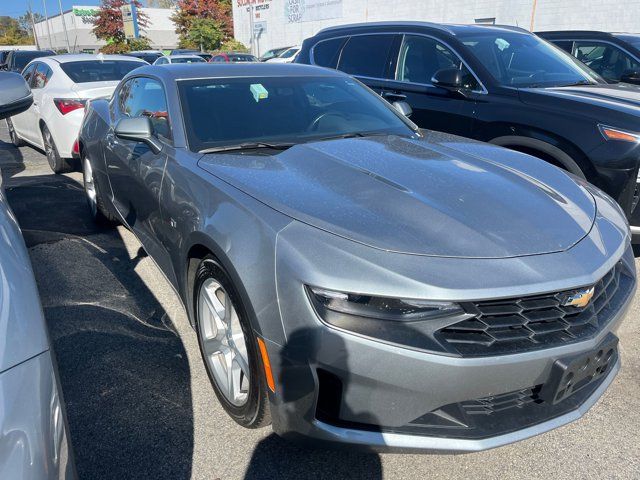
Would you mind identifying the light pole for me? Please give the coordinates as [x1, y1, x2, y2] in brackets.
[42, 0, 54, 50]
[248, 4, 255, 56]
[57, 0, 72, 52]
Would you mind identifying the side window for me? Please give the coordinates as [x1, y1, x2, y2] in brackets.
[396, 35, 479, 90]
[156, 57, 167, 65]
[553, 40, 574, 54]
[337, 34, 395, 78]
[573, 41, 640, 81]
[33, 63, 53, 89]
[213, 56, 225, 63]
[122, 77, 172, 141]
[312, 37, 347, 69]
[22, 63, 37, 86]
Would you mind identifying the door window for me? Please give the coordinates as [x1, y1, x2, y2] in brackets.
[337, 34, 395, 79]
[312, 37, 347, 69]
[120, 77, 172, 141]
[22, 63, 37, 86]
[573, 41, 640, 81]
[32, 63, 53, 89]
[396, 35, 479, 90]
[553, 40, 574, 54]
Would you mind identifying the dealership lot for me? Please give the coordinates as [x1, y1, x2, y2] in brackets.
[1, 123, 639, 479]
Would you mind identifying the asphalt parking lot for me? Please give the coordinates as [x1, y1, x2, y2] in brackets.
[1, 122, 639, 480]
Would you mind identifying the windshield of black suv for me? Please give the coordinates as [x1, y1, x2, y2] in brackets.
[459, 31, 602, 88]
[178, 76, 417, 152]
[61, 60, 143, 83]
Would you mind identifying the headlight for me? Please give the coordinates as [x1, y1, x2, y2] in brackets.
[306, 286, 470, 352]
[598, 124, 640, 143]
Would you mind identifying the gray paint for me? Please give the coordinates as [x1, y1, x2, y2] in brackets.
[79, 63, 636, 451]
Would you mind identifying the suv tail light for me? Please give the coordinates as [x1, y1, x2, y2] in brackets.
[54, 98, 86, 115]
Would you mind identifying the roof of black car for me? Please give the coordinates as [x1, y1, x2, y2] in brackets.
[537, 30, 617, 37]
[132, 63, 344, 81]
[315, 21, 529, 36]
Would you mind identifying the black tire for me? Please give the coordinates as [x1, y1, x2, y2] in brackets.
[82, 153, 119, 226]
[6, 118, 24, 147]
[42, 124, 73, 174]
[194, 256, 271, 428]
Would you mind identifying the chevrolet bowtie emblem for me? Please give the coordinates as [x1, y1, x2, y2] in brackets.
[562, 287, 595, 308]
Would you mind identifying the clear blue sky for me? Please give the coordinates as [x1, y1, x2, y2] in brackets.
[0, 1, 154, 18]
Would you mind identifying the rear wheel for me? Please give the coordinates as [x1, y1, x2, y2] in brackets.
[6, 118, 24, 147]
[42, 124, 73, 174]
[82, 154, 118, 225]
[194, 257, 271, 428]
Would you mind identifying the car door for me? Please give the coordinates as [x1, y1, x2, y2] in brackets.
[571, 40, 640, 83]
[9, 63, 37, 140]
[382, 34, 478, 137]
[27, 62, 53, 147]
[104, 76, 173, 269]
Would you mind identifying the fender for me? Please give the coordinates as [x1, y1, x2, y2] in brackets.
[489, 135, 588, 179]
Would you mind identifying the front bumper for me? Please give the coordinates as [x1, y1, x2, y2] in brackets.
[265, 199, 634, 452]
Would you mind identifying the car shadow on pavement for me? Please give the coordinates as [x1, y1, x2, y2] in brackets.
[0, 131, 25, 180]
[3, 173, 195, 480]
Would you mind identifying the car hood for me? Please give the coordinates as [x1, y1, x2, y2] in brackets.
[197, 134, 596, 258]
[520, 82, 640, 115]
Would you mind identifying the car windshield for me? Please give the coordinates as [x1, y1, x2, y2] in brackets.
[60, 60, 142, 83]
[228, 54, 256, 62]
[172, 57, 205, 63]
[16, 51, 53, 70]
[178, 75, 416, 152]
[459, 31, 601, 87]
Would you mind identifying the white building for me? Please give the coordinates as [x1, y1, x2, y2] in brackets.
[233, 0, 640, 57]
[34, 5, 179, 53]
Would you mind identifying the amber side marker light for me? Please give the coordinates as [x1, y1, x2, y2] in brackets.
[599, 125, 640, 143]
[257, 337, 276, 393]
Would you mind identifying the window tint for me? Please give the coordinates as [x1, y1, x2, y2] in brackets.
[120, 77, 171, 141]
[32, 62, 53, 89]
[178, 76, 414, 152]
[553, 40, 574, 54]
[22, 63, 37, 85]
[60, 60, 141, 83]
[312, 37, 346, 69]
[338, 35, 395, 78]
[396, 35, 479, 89]
[573, 41, 640, 82]
[14, 51, 54, 71]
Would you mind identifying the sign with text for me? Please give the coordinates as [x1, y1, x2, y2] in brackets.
[284, 0, 342, 23]
[120, 3, 140, 40]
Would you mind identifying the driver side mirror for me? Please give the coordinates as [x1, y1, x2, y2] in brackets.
[115, 116, 162, 154]
[0, 72, 33, 120]
[392, 100, 413, 117]
[620, 70, 640, 85]
[432, 67, 466, 95]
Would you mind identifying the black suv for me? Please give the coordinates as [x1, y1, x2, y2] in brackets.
[297, 22, 640, 236]
[1, 50, 55, 73]
[538, 31, 640, 85]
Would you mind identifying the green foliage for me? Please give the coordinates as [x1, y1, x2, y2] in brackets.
[219, 38, 248, 53]
[185, 18, 225, 52]
[0, 16, 33, 45]
[99, 36, 151, 53]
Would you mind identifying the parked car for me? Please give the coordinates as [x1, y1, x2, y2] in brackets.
[209, 52, 258, 63]
[538, 31, 640, 85]
[7, 54, 146, 173]
[266, 46, 300, 63]
[197, 52, 213, 62]
[0, 50, 10, 68]
[153, 54, 206, 65]
[259, 46, 292, 62]
[169, 49, 201, 56]
[0, 72, 74, 479]
[78, 63, 634, 452]
[124, 50, 164, 64]
[297, 22, 640, 238]
[1, 49, 55, 73]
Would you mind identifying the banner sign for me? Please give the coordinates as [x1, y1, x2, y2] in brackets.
[284, 0, 342, 23]
[120, 3, 140, 40]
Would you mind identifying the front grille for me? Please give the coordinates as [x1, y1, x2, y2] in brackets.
[460, 386, 543, 415]
[438, 261, 633, 356]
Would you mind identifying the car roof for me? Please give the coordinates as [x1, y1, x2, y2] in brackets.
[131, 63, 345, 81]
[167, 54, 204, 59]
[536, 30, 616, 37]
[315, 21, 529, 37]
[43, 53, 147, 64]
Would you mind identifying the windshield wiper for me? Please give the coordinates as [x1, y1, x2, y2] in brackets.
[311, 131, 393, 142]
[555, 80, 595, 87]
[199, 142, 296, 154]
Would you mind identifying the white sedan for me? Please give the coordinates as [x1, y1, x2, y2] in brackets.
[7, 54, 146, 173]
[153, 54, 207, 65]
[266, 46, 300, 63]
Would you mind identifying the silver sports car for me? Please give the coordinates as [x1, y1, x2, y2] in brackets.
[78, 63, 635, 452]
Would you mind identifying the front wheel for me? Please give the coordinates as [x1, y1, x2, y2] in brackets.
[194, 257, 271, 428]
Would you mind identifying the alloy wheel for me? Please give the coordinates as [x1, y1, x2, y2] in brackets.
[83, 157, 98, 219]
[197, 278, 250, 407]
[44, 129, 56, 170]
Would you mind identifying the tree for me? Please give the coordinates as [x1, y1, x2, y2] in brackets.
[219, 38, 248, 53]
[172, 0, 232, 50]
[93, 0, 149, 44]
[147, 0, 176, 7]
[0, 16, 33, 45]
